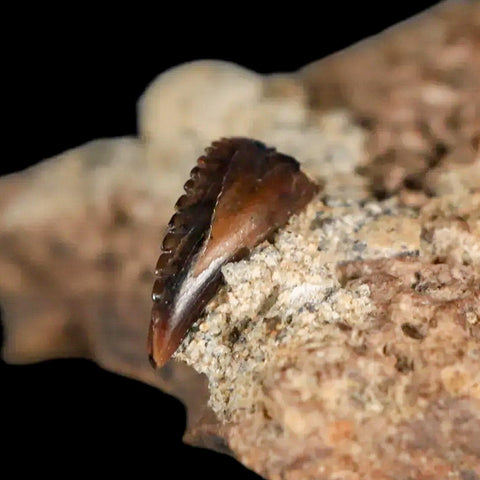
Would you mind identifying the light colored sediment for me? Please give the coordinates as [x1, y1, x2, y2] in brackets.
[139, 60, 367, 200]
[177, 191, 480, 479]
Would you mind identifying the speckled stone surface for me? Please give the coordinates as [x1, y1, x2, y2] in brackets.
[176, 191, 479, 478]
[1, 1, 479, 479]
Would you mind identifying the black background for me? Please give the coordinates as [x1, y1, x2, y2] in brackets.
[2, 2, 441, 477]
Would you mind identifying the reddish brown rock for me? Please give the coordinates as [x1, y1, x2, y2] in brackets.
[176, 193, 479, 480]
[302, 0, 480, 202]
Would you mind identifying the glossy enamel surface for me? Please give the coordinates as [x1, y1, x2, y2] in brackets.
[148, 138, 318, 368]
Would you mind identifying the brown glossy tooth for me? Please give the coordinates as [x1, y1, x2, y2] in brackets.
[148, 137, 319, 368]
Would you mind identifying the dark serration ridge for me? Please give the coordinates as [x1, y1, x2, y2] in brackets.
[152, 138, 269, 301]
[148, 137, 319, 368]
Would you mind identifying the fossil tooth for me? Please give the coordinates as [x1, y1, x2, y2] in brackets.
[148, 137, 319, 368]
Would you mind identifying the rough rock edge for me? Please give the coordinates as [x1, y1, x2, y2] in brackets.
[177, 192, 480, 479]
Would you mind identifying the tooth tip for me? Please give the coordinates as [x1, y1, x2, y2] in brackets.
[148, 342, 176, 369]
[148, 304, 179, 368]
[148, 350, 170, 369]
[147, 334, 170, 369]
